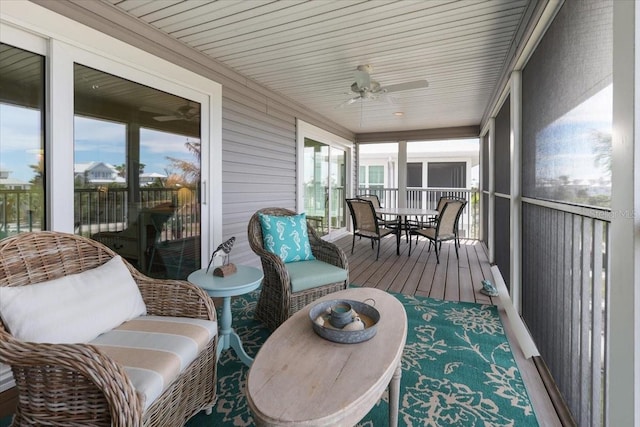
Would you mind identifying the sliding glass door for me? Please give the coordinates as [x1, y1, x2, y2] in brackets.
[73, 64, 202, 280]
[303, 138, 345, 238]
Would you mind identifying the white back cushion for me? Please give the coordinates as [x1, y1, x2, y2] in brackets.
[0, 256, 147, 343]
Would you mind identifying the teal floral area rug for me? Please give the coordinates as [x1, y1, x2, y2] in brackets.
[0, 289, 537, 427]
[184, 289, 539, 427]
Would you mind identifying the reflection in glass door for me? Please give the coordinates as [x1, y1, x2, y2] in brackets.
[304, 138, 345, 237]
[330, 149, 345, 231]
[0, 43, 45, 239]
[73, 64, 201, 280]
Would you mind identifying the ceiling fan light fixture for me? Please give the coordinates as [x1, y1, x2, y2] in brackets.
[338, 64, 428, 109]
[393, 111, 404, 116]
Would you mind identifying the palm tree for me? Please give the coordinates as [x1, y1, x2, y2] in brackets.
[166, 140, 200, 185]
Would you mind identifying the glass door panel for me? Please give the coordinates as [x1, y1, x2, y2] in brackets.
[304, 138, 328, 236]
[73, 63, 201, 279]
[304, 138, 346, 238]
[329, 148, 346, 231]
[0, 43, 45, 239]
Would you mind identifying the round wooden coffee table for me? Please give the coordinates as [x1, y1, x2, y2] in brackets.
[246, 287, 407, 426]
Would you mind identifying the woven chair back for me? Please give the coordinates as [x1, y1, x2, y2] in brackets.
[0, 231, 122, 288]
[247, 207, 321, 253]
[437, 200, 465, 236]
[357, 194, 381, 210]
[346, 198, 378, 234]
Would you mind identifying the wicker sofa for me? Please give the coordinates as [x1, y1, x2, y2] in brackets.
[0, 232, 217, 426]
[248, 208, 349, 331]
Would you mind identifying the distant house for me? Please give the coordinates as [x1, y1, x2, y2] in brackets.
[74, 162, 125, 185]
[0, 169, 31, 190]
[139, 172, 167, 186]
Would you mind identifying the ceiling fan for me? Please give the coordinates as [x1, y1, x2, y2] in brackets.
[142, 102, 200, 122]
[338, 64, 428, 108]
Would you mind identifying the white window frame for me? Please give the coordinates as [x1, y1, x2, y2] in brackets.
[1, 1, 223, 268]
[296, 119, 353, 239]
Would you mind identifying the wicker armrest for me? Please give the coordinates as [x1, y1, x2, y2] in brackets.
[133, 274, 216, 321]
[310, 237, 348, 269]
[308, 228, 348, 270]
[0, 330, 142, 426]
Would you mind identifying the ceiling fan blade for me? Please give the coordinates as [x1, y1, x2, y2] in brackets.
[382, 80, 429, 93]
[336, 96, 361, 109]
[153, 115, 181, 122]
[140, 105, 171, 114]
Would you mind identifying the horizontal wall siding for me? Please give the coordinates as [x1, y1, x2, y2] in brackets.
[221, 87, 298, 266]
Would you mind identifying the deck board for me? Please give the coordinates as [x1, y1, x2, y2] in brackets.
[333, 233, 562, 427]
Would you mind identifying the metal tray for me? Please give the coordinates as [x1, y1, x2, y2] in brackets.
[309, 298, 380, 344]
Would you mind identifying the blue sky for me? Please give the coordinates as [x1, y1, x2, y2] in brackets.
[1, 104, 197, 183]
[535, 84, 612, 183]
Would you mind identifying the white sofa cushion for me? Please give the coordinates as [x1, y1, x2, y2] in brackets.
[90, 315, 218, 409]
[0, 256, 146, 343]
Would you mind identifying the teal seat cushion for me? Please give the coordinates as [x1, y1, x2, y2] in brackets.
[259, 212, 315, 263]
[285, 260, 348, 293]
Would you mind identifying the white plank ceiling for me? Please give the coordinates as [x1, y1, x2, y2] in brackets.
[106, 0, 534, 134]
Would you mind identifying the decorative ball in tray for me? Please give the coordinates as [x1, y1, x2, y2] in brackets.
[309, 299, 380, 344]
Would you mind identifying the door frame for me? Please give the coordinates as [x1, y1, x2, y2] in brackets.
[296, 120, 353, 240]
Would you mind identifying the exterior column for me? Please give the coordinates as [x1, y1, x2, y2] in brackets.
[510, 71, 522, 313]
[609, 1, 640, 424]
[488, 118, 496, 263]
[398, 140, 407, 208]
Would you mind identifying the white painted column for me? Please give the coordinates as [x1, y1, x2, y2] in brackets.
[609, 1, 640, 425]
[397, 140, 407, 208]
[47, 40, 75, 232]
[510, 71, 522, 313]
[488, 118, 496, 263]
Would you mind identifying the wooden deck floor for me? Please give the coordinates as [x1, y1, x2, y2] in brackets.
[333, 233, 562, 427]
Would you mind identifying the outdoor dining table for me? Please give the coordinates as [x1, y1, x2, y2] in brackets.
[376, 207, 438, 255]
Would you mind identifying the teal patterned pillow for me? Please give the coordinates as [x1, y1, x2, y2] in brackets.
[258, 212, 316, 263]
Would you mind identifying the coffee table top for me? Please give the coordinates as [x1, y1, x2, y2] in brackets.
[246, 287, 407, 426]
[187, 265, 263, 298]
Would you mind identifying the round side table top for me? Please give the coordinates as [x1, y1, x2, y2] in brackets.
[187, 265, 263, 298]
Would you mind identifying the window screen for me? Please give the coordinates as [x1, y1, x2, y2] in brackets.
[522, 0, 612, 208]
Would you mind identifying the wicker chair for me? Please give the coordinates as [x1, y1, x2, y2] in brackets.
[248, 208, 349, 331]
[0, 231, 217, 427]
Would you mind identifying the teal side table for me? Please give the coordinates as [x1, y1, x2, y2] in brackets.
[188, 265, 263, 366]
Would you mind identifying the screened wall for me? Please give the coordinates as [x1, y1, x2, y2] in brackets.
[520, 0, 612, 424]
[493, 96, 511, 288]
[481, 133, 489, 246]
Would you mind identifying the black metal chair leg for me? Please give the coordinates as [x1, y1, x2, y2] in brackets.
[454, 239, 459, 259]
[376, 238, 381, 260]
[351, 234, 356, 254]
[435, 240, 440, 264]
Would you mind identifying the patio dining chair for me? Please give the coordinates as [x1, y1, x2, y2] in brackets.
[346, 198, 398, 260]
[409, 200, 467, 263]
[419, 195, 466, 248]
[357, 194, 403, 238]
